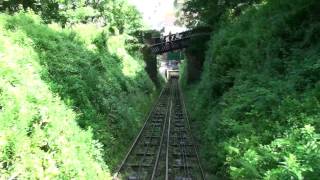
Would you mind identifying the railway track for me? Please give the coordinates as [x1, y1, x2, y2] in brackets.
[114, 78, 204, 180]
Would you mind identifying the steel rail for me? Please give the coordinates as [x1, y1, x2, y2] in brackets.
[113, 83, 168, 179]
[151, 83, 173, 179]
[165, 101, 171, 180]
[137, 121, 158, 179]
[175, 80, 192, 178]
[114, 78, 205, 179]
[180, 84, 206, 180]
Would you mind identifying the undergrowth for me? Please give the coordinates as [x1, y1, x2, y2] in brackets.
[0, 11, 155, 178]
[182, 0, 320, 179]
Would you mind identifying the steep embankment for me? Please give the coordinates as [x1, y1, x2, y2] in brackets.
[0, 12, 155, 178]
[183, 0, 320, 179]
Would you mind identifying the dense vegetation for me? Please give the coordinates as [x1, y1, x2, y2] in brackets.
[0, 1, 156, 178]
[181, 0, 320, 179]
[0, 0, 142, 33]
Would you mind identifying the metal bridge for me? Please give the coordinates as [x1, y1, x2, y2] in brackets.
[114, 78, 205, 180]
[150, 28, 211, 54]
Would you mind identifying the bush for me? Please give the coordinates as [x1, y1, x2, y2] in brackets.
[0, 11, 156, 178]
[183, 0, 320, 179]
[0, 14, 109, 179]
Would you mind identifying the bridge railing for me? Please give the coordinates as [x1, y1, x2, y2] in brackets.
[150, 27, 212, 54]
[151, 28, 211, 54]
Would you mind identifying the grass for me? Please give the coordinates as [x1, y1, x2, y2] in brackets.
[0, 11, 156, 178]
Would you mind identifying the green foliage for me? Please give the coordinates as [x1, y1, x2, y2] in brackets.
[180, 0, 261, 27]
[0, 14, 110, 179]
[0, 0, 143, 34]
[183, 0, 320, 179]
[0, 10, 155, 178]
[0, 0, 62, 23]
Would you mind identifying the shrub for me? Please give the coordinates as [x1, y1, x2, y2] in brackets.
[0, 11, 156, 178]
[183, 0, 320, 179]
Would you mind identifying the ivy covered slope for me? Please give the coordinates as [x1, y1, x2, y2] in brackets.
[183, 0, 320, 179]
[0, 11, 155, 179]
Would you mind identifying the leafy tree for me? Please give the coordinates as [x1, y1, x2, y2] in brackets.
[179, 0, 261, 27]
[0, 0, 143, 32]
